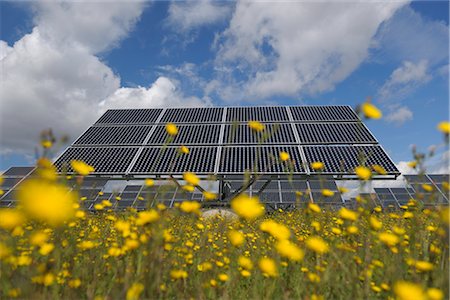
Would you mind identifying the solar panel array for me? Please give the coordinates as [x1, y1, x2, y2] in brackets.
[0, 167, 35, 208]
[54, 106, 399, 177]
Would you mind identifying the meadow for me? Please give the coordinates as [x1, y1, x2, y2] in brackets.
[0, 102, 449, 299]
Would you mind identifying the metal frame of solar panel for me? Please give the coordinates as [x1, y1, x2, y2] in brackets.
[403, 174, 449, 206]
[0, 167, 35, 208]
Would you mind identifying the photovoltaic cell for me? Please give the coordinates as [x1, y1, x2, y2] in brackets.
[54, 147, 139, 174]
[223, 123, 296, 144]
[96, 109, 163, 124]
[290, 106, 359, 122]
[226, 107, 289, 122]
[2, 167, 34, 176]
[428, 174, 449, 183]
[131, 147, 217, 174]
[159, 107, 223, 123]
[219, 146, 304, 174]
[304, 145, 399, 174]
[74, 125, 152, 145]
[295, 123, 376, 144]
[147, 124, 221, 145]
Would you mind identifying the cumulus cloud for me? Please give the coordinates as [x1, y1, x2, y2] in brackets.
[385, 105, 413, 125]
[378, 60, 431, 100]
[166, 0, 232, 32]
[0, 40, 13, 60]
[211, 1, 407, 101]
[100, 76, 211, 110]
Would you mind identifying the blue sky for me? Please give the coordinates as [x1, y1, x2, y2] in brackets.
[0, 1, 448, 174]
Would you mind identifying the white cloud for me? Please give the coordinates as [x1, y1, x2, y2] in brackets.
[378, 60, 431, 100]
[166, 0, 232, 32]
[0, 40, 13, 60]
[385, 105, 413, 125]
[100, 76, 211, 110]
[212, 1, 407, 101]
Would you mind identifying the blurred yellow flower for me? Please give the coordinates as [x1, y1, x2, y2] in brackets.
[166, 123, 178, 136]
[279, 151, 290, 162]
[182, 184, 195, 192]
[231, 194, 264, 220]
[427, 288, 443, 300]
[308, 203, 321, 213]
[68, 279, 81, 288]
[203, 191, 218, 201]
[361, 102, 382, 119]
[218, 274, 229, 282]
[260, 220, 290, 240]
[248, 120, 265, 132]
[276, 239, 304, 261]
[145, 178, 154, 187]
[414, 261, 433, 272]
[136, 210, 160, 226]
[126, 282, 144, 300]
[179, 201, 201, 214]
[347, 225, 359, 234]
[338, 187, 349, 194]
[39, 243, 55, 256]
[70, 160, 95, 176]
[0, 209, 25, 230]
[179, 145, 190, 154]
[18, 179, 76, 227]
[240, 270, 251, 277]
[41, 140, 52, 148]
[310, 161, 324, 170]
[355, 166, 371, 180]
[378, 232, 399, 247]
[78, 240, 95, 250]
[437, 121, 450, 134]
[259, 258, 278, 277]
[228, 230, 245, 247]
[407, 161, 417, 168]
[238, 256, 253, 270]
[170, 269, 188, 279]
[369, 216, 382, 231]
[306, 237, 329, 254]
[339, 207, 358, 221]
[421, 184, 433, 192]
[394, 281, 425, 300]
[183, 172, 200, 186]
[30, 231, 49, 246]
[372, 164, 387, 175]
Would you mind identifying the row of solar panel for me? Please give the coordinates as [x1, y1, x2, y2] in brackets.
[54, 145, 398, 175]
[74, 122, 377, 146]
[95, 106, 360, 124]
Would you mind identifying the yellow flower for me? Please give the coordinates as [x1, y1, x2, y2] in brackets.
[248, 120, 265, 132]
[279, 151, 290, 162]
[183, 172, 200, 186]
[0, 209, 25, 230]
[321, 189, 334, 197]
[228, 230, 245, 247]
[414, 260, 433, 272]
[39, 243, 55, 256]
[145, 178, 154, 187]
[338, 207, 358, 221]
[275, 239, 304, 261]
[378, 232, 399, 247]
[68, 279, 81, 288]
[258, 258, 278, 277]
[78, 240, 95, 250]
[355, 166, 371, 180]
[166, 123, 178, 136]
[394, 281, 425, 300]
[437, 121, 450, 134]
[310, 161, 324, 170]
[347, 225, 359, 234]
[306, 236, 329, 254]
[427, 288, 444, 300]
[180, 145, 190, 154]
[136, 210, 160, 226]
[372, 164, 387, 175]
[70, 160, 95, 176]
[308, 203, 321, 213]
[421, 184, 433, 192]
[241, 270, 251, 277]
[231, 194, 264, 220]
[30, 230, 49, 246]
[218, 274, 229, 282]
[182, 184, 195, 192]
[126, 283, 144, 300]
[361, 102, 382, 119]
[41, 140, 52, 148]
[179, 201, 201, 214]
[407, 161, 417, 168]
[170, 269, 188, 279]
[94, 204, 104, 211]
[17, 179, 76, 226]
[260, 220, 290, 240]
[197, 262, 213, 272]
[203, 191, 218, 201]
[338, 187, 349, 194]
[369, 216, 382, 231]
[238, 256, 253, 270]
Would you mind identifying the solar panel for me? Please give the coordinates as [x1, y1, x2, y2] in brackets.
[1, 178, 23, 189]
[290, 106, 359, 122]
[428, 174, 449, 183]
[159, 107, 223, 123]
[147, 124, 221, 145]
[226, 107, 289, 122]
[219, 146, 304, 174]
[54, 147, 139, 174]
[223, 123, 296, 144]
[304, 145, 399, 174]
[131, 147, 217, 174]
[311, 192, 343, 204]
[2, 167, 34, 176]
[259, 192, 281, 203]
[74, 126, 152, 145]
[404, 175, 431, 184]
[96, 109, 163, 124]
[295, 123, 376, 144]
